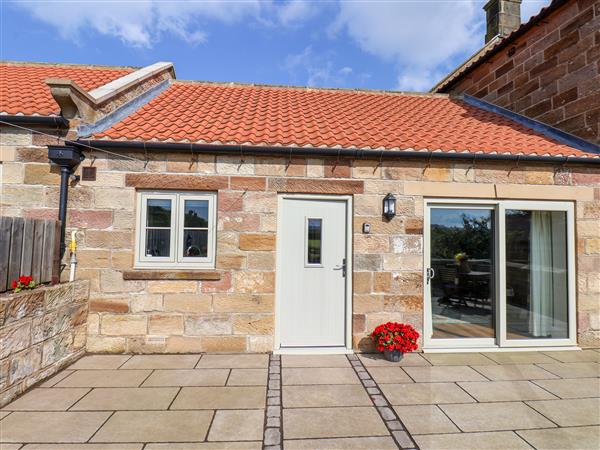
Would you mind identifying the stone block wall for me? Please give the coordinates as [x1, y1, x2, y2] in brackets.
[2, 125, 599, 352]
[0, 280, 89, 406]
[444, 0, 599, 143]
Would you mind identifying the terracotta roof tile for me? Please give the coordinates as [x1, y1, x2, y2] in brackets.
[95, 81, 590, 158]
[0, 62, 134, 116]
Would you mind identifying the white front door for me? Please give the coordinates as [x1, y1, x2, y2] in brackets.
[277, 196, 349, 349]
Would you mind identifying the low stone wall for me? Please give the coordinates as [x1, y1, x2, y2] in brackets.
[0, 280, 89, 406]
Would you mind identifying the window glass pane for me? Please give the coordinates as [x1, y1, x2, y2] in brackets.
[506, 210, 568, 339]
[184, 200, 209, 228]
[183, 229, 208, 257]
[145, 229, 170, 257]
[429, 208, 495, 339]
[307, 218, 322, 264]
[147, 199, 171, 227]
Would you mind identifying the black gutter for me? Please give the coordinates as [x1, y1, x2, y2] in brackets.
[0, 114, 69, 127]
[78, 139, 600, 165]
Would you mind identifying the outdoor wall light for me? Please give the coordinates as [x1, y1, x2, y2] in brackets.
[383, 193, 396, 220]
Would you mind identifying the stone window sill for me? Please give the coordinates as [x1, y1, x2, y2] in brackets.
[123, 270, 221, 281]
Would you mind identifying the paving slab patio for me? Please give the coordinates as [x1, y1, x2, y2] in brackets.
[0, 350, 598, 449]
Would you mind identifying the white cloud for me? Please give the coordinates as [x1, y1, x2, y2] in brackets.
[331, 1, 483, 91]
[283, 46, 366, 87]
[12, 0, 313, 47]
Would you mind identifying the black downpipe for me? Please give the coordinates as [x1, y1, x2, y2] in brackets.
[57, 166, 71, 260]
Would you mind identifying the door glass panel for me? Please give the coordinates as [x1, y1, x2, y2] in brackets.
[307, 218, 322, 264]
[145, 199, 171, 257]
[505, 210, 568, 339]
[430, 208, 495, 339]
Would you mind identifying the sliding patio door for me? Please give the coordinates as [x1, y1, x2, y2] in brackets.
[425, 200, 576, 349]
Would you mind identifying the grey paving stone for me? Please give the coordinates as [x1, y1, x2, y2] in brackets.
[422, 353, 496, 366]
[142, 369, 229, 387]
[414, 431, 532, 449]
[404, 366, 487, 382]
[386, 420, 404, 431]
[281, 355, 350, 368]
[536, 362, 600, 379]
[207, 409, 264, 442]
[54, 370, 152, 388]
[70, 387, 178, 410]
[543, 350, 600, 363]
[283, 407, 388, 439]
[196, 354, 268, 369]
[393, 405, 460, 435]
[0, 411, 111, 443]
[68, 355, 131, 370]
[533, 377, 600, 399]
[482, 352, 558, 364]
[120, 355, 200, 369]
[283, 437, 398, 449]
[91, 410, 213, 442]
[471, 364, 558, 381]
[282, 368, 359, 385]
[516, 425, 600, 450]
[359, 353, 430, 367]
[171, 386, 266, 410]
[2, 388, 89, 411]
[377, 406, 396, 421]
[266, 417, 280, 427]
[526, 398, 600, 426]
[366, 367, 413, 384]
[457, 380, 558, 402]
[227, 369, 268, 386]
[392, 430, 415, 448]
[440, 402, 556, 432]
[380, 382, 476, 405]
[283, 385, 371, 408]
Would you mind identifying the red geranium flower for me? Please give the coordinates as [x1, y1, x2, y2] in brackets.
[370, 322, 420, 354]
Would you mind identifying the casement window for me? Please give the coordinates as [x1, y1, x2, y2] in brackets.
[424, 199, 576, 349]
[135, 191, 217, 269]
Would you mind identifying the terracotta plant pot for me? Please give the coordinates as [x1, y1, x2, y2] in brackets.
[383, 349, 404, 362]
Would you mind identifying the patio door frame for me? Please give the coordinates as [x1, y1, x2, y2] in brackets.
[423, 198, 577, 351]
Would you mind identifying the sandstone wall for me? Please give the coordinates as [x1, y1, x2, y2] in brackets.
[0, 280, 89, 406]
[445, 0, 599, 144]
[1, 125, 599, 352]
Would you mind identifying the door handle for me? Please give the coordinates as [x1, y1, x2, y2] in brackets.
[426, 267, 435, 284]
[333, 258, 347, 277]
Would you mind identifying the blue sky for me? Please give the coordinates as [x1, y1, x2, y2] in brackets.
[1, 0, 550, 91]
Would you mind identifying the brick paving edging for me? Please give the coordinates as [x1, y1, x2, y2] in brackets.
[347, 354, 419, 450]
[263, 353, 282, 450]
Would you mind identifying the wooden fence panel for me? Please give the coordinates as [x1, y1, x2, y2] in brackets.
[0, 216, 61, 293]
[0, 217, 11, 291]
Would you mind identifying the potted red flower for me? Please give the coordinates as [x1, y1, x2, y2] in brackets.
[371, 322, 419, 362]
[11, 275, 36, 293]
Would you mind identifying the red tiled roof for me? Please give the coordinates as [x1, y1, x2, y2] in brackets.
[94, 81, 590, 158]
[0, 62, 134, 116]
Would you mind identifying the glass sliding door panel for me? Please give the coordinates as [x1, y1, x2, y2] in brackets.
[430, 208, 495, 339]
[505, 210, 569, 339]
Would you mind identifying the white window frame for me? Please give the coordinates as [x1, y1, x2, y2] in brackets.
[135, 191, 217, 269]
[304, 217, 324, 267]
[423, 198, 576, 351]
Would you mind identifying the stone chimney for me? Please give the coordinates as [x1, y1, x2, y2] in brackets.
[483, 0, 522, 43]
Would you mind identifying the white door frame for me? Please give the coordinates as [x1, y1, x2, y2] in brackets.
[274, 193, 353, 354]
[423, 198, 577, 351]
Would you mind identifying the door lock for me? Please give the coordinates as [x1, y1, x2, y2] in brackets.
[333, 258, 347, 277]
